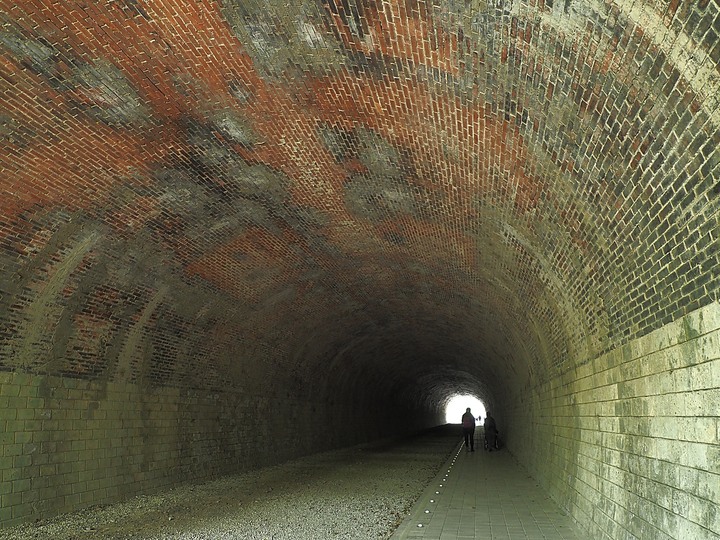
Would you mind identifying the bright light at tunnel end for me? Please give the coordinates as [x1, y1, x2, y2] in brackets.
[445, 394, 486, 424]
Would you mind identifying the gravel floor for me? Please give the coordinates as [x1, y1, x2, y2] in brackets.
[0, 426, 457, 540]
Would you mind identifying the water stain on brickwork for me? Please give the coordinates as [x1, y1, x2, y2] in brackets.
[210, 109, 260, 148]
[318, 124, 362, 163]
[221, 0, 344, 79]
[228, 79, 256, 104]
[183, 120, 291, 208]
[320, 124, 446, 223]
[0, 113, 35, 148]
[49, 262, 115, 380]
[344, 173, 424, 222]
[231, 164, 292, 205]
[0, 18, 58, 77]
[113, 287, 167, 383]
[0, 20, 149, 127]
[154, 167, 273, 248]
[69, 60, 151, 127]
[5, 225, 102, 372]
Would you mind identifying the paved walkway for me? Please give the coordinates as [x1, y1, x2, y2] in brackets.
[390, 434, 587, 540]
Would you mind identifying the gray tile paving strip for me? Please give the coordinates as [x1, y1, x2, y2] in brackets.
[390, 433, 587, 539]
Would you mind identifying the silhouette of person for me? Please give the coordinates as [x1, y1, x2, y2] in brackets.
[461, 407, 476, 451]
[484, 412, 498, 451]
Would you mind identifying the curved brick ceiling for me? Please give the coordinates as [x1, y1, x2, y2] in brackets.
[0, 1, 718, 420]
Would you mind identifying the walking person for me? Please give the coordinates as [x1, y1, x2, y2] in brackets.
[461, 407, 476, 451]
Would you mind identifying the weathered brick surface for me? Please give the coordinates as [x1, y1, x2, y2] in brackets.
[0, 0, 718, 535]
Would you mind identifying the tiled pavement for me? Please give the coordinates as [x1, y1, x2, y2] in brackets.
[390, 434, 587, 540]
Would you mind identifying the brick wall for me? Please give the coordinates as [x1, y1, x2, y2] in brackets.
[1, 0, 718, 533]
[508, 302, 720, 539]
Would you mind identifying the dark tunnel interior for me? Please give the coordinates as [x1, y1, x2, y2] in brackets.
[0, 0, 718, 535]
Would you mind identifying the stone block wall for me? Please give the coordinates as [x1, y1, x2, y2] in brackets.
[508, 302, 720, 539]
[0, 375, 361, 527]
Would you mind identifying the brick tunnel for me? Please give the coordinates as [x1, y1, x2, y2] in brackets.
[0, 0, 719, 537]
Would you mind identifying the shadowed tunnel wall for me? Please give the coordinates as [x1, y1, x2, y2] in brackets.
[0, 0, 718, 538]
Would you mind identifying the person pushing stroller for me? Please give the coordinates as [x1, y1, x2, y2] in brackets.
[484, 412, 499, 451]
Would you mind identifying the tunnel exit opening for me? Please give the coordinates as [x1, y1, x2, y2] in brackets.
[444, 394, 486, 424]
